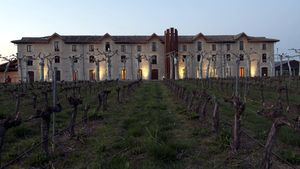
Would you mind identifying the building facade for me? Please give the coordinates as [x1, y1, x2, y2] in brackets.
[12, 29, 279, 82]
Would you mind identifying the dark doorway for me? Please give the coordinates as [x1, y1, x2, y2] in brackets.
[151, 69, 158, 80]
[56, 70, 61, 81]
[28, 71, 34, 82]
[261, 67, 268, 77]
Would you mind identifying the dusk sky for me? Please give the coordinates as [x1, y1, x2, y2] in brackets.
[0, 0, 299, 60]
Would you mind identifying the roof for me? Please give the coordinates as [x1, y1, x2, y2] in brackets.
[0, 59, 18, 72]
[11, 32, 279, 44]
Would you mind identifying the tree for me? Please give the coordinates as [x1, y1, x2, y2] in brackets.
[33, 53, 52, 82]
[97, 48, 118, 80]
[288, 48, 300, 76]
[69, 55, 83, 81]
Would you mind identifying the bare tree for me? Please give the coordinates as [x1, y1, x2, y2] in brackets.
[288, 48, 300, 76]
[97, 48, 118, 80]
[68, 55, 84, 81]
[33, 53, 52, 82]
[87, 52, 106, 81]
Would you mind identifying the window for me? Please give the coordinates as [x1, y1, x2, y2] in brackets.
[27, 56, 33, 66]
[54, 56, 60, 63]
[89, 70, 95, 80]
[121, 55, 126, 63]
[72, 45, 77, 52]
[55, 70, 61, 81]
[182, 55, 186, 62]
[239, 41, 244, 50]
[89, 56, 95, 63]
[226, 54, 231, 61]
[27, 45, 32, 52]
[89, 45, 94, 52]
[239, 54, 244, 61]
[152, 42, 157, 52]
[197, 42, 202, 51]
[121, 69, 126, 80]
[212, 55, 216, 62]
[137, 45, 142, 52]
[261, 67, 268, 77]
[121, 45, 126, 52]
[262, 43, 266, 50]
[226, 44, 231, 51]
[54, 41, 59, 51]
[182, 45, 187, 51]
[212, 44, 216, 51]
[151, 55, 157, 64]
[262, 53, 267, 63]
[105, 42, 110, 51]
[239, 67, 245, 77]
[197, 55, 201, 62]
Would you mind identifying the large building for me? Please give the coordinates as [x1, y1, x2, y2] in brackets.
[12, 28, 279, 82]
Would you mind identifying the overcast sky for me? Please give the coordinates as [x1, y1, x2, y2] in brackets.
[0, 0, 299, 60]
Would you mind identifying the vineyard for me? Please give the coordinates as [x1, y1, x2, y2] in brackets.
[0, 78, 299, 169]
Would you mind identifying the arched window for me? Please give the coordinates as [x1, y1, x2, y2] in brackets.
[262, 54, 267, 63]
[89, 56, 95, 63]
[55, 56, 60, 63]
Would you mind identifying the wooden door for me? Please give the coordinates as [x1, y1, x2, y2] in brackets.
[151, 69, 158, 80]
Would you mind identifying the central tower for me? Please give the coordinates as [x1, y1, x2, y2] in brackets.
[164, 28, 178, 79]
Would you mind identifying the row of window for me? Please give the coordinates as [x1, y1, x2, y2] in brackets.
[26, 53, 269, 66]
[195, 53, 268, 62]
[27, 41, 268, 53]
[26, 54, 159, 66]
[183, 42, 267, 52]
[27, 42, 156, 53]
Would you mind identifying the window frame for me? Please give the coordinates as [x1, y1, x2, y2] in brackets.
[54, 56, 60, 63]
[27, 45, 32, 52]
[151, 42, 157, 52]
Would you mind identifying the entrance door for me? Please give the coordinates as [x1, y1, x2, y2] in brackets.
[261, 67, 268, 77]
[28, 71, 34, 82]
[151, 69, 158, 80]
[121, 69, 126, 80]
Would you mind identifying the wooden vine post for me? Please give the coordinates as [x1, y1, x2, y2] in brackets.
[224, 96, 245, 152]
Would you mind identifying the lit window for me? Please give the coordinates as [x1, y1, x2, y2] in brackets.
[239, 67, 245, 77]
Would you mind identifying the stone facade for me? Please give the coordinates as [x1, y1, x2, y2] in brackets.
[11, 31, 279, 82]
